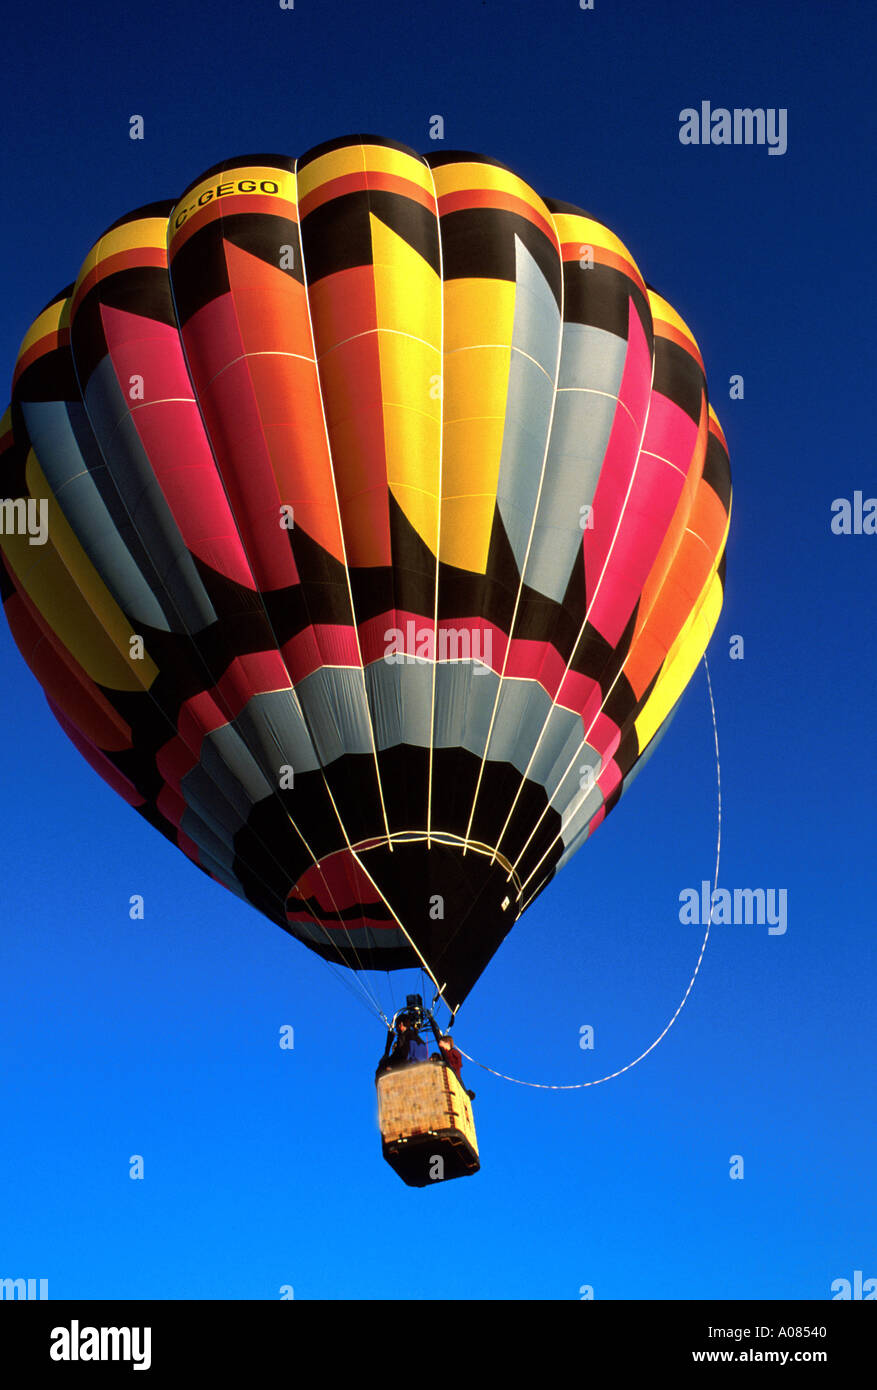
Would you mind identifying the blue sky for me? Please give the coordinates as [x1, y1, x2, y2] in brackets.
[1, 0, 874, 1299]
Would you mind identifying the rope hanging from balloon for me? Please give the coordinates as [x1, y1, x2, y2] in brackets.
[456, 654, 722, 1089]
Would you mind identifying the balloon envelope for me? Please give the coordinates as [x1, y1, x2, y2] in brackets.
[1, 137, 731, 1013]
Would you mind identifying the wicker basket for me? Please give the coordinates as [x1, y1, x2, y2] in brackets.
[376, 1060, 480, 1186]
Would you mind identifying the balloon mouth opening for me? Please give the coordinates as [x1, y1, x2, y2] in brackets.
[284, 832, 522, 1008]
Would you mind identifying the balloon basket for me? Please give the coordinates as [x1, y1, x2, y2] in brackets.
[376, 1061, 480, 1187]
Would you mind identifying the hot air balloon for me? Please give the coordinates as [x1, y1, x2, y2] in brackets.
[1, 136, 730, 1183]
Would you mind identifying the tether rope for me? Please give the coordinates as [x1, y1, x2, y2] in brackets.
[457, 654, 722, 1089]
